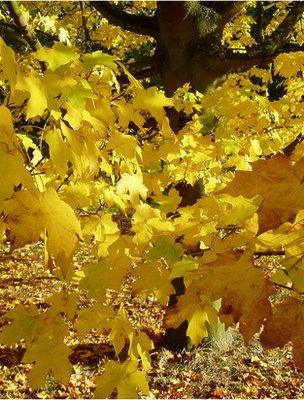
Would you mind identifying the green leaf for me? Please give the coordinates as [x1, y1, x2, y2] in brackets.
[82, 51, 118, 71]
[147, 235, 183, 265]
[79, 258, 129, 302]
[35, 43, 79, 71]
[200, 113, 215, 134]
[170, 257, 199, 280]
[24, 337, 72, 389]
[0, 305, 38, 345]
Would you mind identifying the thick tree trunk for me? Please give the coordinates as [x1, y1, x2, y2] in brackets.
[158, 2, 197, 95]
[157, 2, 209, 350]
[163, 183, 202, 351]
[157, 1, 222, 95]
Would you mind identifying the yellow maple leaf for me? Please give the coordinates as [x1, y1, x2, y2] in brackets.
[133, 87, 173, 124]
[257, 211, 304, 294]
[94, 360, 149, 399]
[107, 130, 141, 160]
[4, 190, 42, 250]
[219, 154, 304, 233]
[109, 305, 133, 355]
[132, 260, 174, 306]
[132, 204, 174, 244]
[102, 186, 127, 211]
[0, 106, 20, 149]
[35, 42, 79, 71]
[165, 290, 217, 345]
[4, 188, 82, 272]
[0, 304, 38, 345]
[0, 37, 18, 91]
[40, 188, 82, 276]
[75, 303, 114, 338]
[82, 213, 120, 257]
[45, 128, 71, 179]
[153, 188, 181, 213]
[260, 297, 304, 370]
[23, 311, 72, 389]
[16, 134, 42, 166]
[16, 73, 47, 119]
[128, 331, 154, 371]
[0, 149, 34, 201]
[58, 27, 71, 45]
[0, 303, 72, 388]
[196, 252, 275, 342]
[82, 50, 118, 71]
[275, 52, 304, 79]
[116, 173, 148, 205]
[39, 15, 57, 33]
[79, 254, 130, 302]
[0, 107, 34, 200]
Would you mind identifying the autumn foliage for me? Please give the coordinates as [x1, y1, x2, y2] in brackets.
[1, 1, 304, 397]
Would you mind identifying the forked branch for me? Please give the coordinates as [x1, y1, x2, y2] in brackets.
[92, 1, 158, 38]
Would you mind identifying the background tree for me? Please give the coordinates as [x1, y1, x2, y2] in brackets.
[0, 1, 304, 397]
[89, 0, 304, 348]
[3, 1, 304, 93]
[92, 1, 304, 94]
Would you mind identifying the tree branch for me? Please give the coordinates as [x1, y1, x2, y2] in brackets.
[255, 1, 265, 50]
[195, 1, 304, 79]
[127, 54, 160, 80]
[253, 250, 285, 257]
[204, 1, 247, 26]
[283, 134, 304, 157]
[80, 1, 91, 52]
[222, 43, 304, 70]
[200, 1, 246, 38]
[91, 1, 159, 38]
[200, 39, 304, 79]
[0, 21, 57, 50]
[6, 1, 42, 52]
[0, 22, 28, 48]
[264, 1, 304, 53]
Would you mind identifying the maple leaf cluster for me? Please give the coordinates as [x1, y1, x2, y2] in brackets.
[0, 1, 304, 397]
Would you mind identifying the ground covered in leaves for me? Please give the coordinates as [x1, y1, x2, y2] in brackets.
[0, 243, 303, 399]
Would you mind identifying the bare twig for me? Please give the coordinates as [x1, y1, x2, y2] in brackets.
[253, 251, 285, 257]
[79, 1, 91, 52]
[56, 170, 74, 192]
[255, 1, 265, 51]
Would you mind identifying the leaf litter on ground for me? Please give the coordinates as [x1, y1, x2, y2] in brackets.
[0, 243, 303, 399]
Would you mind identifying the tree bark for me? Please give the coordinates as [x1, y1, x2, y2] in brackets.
[157, 2, 217, 95]
[92, 1, 158, 38]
